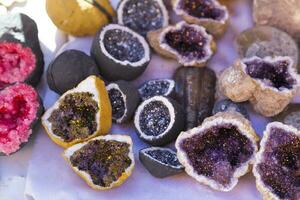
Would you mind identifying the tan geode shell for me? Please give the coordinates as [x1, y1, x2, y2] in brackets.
[147, 21, 216, 67]
[172, 0, 229, 38]
[253, 0, 300, 41]
[175, 112, 259, 191]
[219, 56, 300, 117]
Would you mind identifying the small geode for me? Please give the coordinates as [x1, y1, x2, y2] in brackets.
[0, 83, 43, 155]
[47, 50, 100, 94]
[213, 99, 249, 119]
[174, 66, 216, 130]
[236, 26, 299, 71]
[273, 104, 300, 130]
[106, 80, 140, 123]
[147, 21, 216, 67]
[138, 78, 175, 100]
[0, 13, 44, 88]
[134, 96, 185, 146]
[139, 147, 184, 178]
[219, 56, 300, 117]
[91, 24, 151, 81]
[63, 134, 135, 190]
[42, 76, 112, 148]
[176, 112, 259, 191]
[117, 0, 169, 37]
[172, 0, 229, 38]
[253, 122, 300, 200]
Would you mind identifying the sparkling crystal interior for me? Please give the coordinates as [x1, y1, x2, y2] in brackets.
[179, 0, 226, 21]
[145, 148, 182, 167]
[0, 83, 39, 155]
[180, 124, 254, 186]
[139, 79, 172, 100]
[121, 0, 165, 36]
[244, 58, 296, 90]
[139, 101, 171, 137]
[0, 42, 36, 89]
[70, 139, 132, 187]
[48, 92, 99, 142]
[103, 28, 145, 63]
[257, 127, 300, 200]
[164, 25, 208, 60]
[108, 88, 125, 120]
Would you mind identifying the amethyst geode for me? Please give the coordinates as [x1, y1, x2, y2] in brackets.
[147, 21, 216, 67]
[219, 56, 300, 117]
[172, 0, 229, 37]
[176, 112, 259, 191]
[253, 122, 300, 200]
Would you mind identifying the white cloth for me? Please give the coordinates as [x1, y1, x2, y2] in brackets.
[24, 0, 270, 199]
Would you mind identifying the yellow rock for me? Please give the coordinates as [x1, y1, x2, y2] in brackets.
[46, 0, 115, 36]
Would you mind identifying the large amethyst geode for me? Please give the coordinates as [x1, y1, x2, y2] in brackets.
[175, 112, 259, 191]
[253, 122, 300, 200]
[219, 56, 300, 117]
[147, 21, 216, 67]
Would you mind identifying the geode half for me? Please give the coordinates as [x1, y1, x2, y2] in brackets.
[117, 0, 169, 37]
[176, 112, 259, 191]
[173, 0, 229, 38]
[219, 56, 300, 117]
[253, 122, 300, 200]
[147, 21, 216, 67]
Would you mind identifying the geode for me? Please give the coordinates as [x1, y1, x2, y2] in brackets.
[173, 0, 229, 38]
[253, 0, 300, 42]
[139, 147, 184, 178]
[213, 99, 249, 119]
[47, 50, 100, 94]
[134, 96, 185, 146]
[0, 13, 44, 88]
[91, 24, 151, 81]
[63, 134, 135, 190]
[273, 104, 300, 131]
[219, 56, 300, 117]
[253, 122, 300, 200]
[117, 0, 169, 37]
[0, 83, 43, 155]
[147, 21, 216, 67]
[174, 67, 216, 130]
[106, 80, 140, 123]
[42, 76, 112, 148]
[236, 26, 299, 71]
[176, 112, 259, 191]
[138, 79, 175, 100]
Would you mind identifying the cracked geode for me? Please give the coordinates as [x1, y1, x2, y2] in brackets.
[91, 24, 150, 81]
[219, 56, 300, 117]
[117, 0, 169, 37]
[253, 122, 300, 200]
[139, 147, 184, 178]
[63, 135, 134, 190]
[148, 21, 216, 67]
[138, 79, 175, 100]
[236, 26, 299, 71]
[107, 80, 140, 123]
[176, 112, 259, 191]
[134, 96, 185, 146]
[173, 0, 229, 37]
[48, 92, 99, 143]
